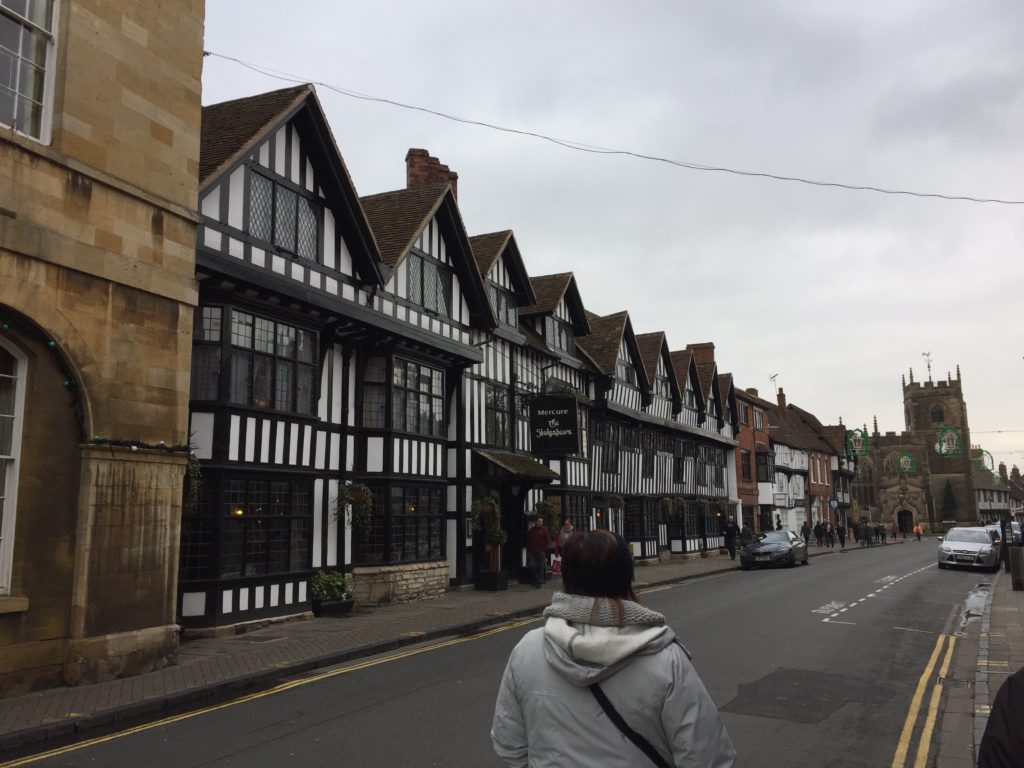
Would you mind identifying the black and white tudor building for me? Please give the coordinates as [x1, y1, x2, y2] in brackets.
[180, 85, 741, 631]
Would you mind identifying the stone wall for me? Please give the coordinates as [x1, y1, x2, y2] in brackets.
[351, 562, 450, 605]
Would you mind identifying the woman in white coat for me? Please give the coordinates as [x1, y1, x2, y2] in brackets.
[491, 529, 735, 767]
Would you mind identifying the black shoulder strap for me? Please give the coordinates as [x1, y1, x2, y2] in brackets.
[589, 683, 672, 768]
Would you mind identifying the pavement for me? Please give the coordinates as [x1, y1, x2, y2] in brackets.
[1, 540, 1021, 765]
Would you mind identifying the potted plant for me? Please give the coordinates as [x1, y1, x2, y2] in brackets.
[310, 569, 354, 617]
[333, 482, 375, 532]
[476, 525, 509, 591]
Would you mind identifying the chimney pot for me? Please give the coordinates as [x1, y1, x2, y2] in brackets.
[745, 387, 759, 397]
[777, 387, 787, 411]
[406, 148, 458, 200]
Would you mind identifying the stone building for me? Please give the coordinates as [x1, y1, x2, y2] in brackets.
[0, 1, 203, 690]
[851, 368, 978, 533]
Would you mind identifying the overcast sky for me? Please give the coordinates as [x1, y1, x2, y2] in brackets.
[202, 1, 1024, 472]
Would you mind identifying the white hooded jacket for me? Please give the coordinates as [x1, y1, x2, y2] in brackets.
[491, 593, 736, 768]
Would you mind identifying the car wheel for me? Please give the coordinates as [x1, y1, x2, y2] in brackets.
[786, 553, 797, 568]
[802, 555, 809, 565]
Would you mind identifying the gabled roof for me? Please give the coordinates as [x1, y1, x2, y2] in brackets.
[766, 402, 834, 454]
[359, 184, 495, 328]
[577, 310, 651, 394]
[469, 230, 536, 306]
[669, 349, 706, 412]
[200, 85, 310, 184]
[520, 273, 591, 336]
[200, 84, 383, 285]
[635, 332, 665, 384]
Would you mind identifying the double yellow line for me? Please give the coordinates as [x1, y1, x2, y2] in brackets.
[0, 617, 539, 767]
[891, 633, 957, 768]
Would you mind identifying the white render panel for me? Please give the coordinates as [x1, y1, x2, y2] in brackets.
[200, 188, 219, 220]
[203, 226, 219, 249]
[298, 581, 307, 603]
[255, 586, 265, 610]
[345, 435, 353, 471]
[275, 422, 286, 464]
[323, 208, 337, 271]
[181, 592, 205, 617]
[327, 478, 339, 566]
[228, 414, 241, 461]
[290, 262, 304, 282]
[228, 166, 244, 229]
[313, 478, 324, 568]
[448, 447, 458, 479]
[290, 126, 301, 183]
[274, 127, 287, 176]
[289, 423, 299, 465]
[270, 584, 280, 607]
[251, 248, 265, 268]
[258, 142, 269, 167]
[285, 582, 294, 604]
[272, 254, 286, 274]
[313, 430, 325, 473]
[367, 437, 385, 472]
[244, 417, 256, 462]
[239, 588, 249, 612]
[305, 158, 314, 192]
[228, 237, 244, 259]
[303, 425, 312, 466]
[222, 590, 232, 614]
[337, 224, 353, 276]
[318, 353, 329, 421]
[190, 412, 214, 460]
[330, 433, 341, 471]
[260, 419, 271, 463]
[333, 345, 345, 425]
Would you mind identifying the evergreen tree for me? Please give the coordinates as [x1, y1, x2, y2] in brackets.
[940, 480, 958, 518]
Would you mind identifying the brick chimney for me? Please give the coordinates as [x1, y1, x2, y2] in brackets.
[686, 342, 715, 366]
[999, 462, 1009, 482]
[1012, 465, 1021, 484]
[745, 387, 758, 397]
[406, 148, 458, 200]
[777, 387, 787, 412]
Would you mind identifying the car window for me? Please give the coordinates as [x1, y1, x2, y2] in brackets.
[754, 532, 787, 544]
[944, 529, 992, 544]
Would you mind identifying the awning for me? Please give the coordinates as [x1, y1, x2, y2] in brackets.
[473, 449, 561, 481]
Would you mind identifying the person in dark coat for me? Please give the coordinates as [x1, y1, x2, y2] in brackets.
[813, 521, 823, 546]
[526, 515, 551, 588]
[977, 666, 1024, 767]
[800, 521, 811, 545]
[722, 515, 741, 561]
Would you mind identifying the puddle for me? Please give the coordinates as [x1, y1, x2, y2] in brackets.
[957, 584, 990, 632]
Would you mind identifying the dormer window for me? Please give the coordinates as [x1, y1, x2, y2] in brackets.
[248, 170, 319, 261]
[616, 357, 636, 386]
[544, 317, 574, 353]
[487, 284, 517, 326]
[654, 374, 671, 399]
[407, 250, 451, 317]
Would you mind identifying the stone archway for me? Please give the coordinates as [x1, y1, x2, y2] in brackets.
[897, 508, 915, 539]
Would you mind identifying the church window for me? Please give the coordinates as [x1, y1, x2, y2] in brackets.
[930, 405, 944, 423]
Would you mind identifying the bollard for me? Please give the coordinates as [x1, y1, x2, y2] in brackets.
[1009, 546, 1024, 592]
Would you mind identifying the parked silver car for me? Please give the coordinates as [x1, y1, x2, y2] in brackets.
[937, 527, 1000, 572]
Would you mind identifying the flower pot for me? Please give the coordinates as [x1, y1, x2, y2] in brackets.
[312, 597, 354, 617]
[475, 570, 508, 591]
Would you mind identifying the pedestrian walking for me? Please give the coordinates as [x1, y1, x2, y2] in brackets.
[891, 522, 899, 541]
[914, 523, 923, 541]
[491, 529, 737, 767]
[836, 523, 847, 549]
[526, 515, 551, 588]
[722, 515, 741, 561]
[557, 517, 574, 548]
[823, 521, 834, 549]
[880, 525, 887, 544]
[801, 521, 811, 545]
[740, 521, 754, 547]
[813, 520, 823, 547]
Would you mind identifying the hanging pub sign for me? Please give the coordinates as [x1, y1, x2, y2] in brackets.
[529, 394, 580, 456]
[935, 425, 962, 456]
[846, 428, 869, 457]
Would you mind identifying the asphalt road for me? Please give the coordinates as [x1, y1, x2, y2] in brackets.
[13, 541, 990, 768]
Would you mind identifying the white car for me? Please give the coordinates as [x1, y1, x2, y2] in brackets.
[937, 527, 1000, 572]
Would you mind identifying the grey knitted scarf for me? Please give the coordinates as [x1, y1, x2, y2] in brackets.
[543, 592, 666, 628]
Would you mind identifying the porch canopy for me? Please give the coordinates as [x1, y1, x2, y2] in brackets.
[473, 449, 560, 482]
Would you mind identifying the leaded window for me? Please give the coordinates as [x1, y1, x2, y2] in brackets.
[190, 306, 222, 401]
[485, 383, 510, 448]
[215, 476, 312, 578]
[361, 356, 388, 429]
[248, 170, 320, 261]
[225, 310, 316, 415]
[392, 358, 445, 437]
[544, 317, 574, 353]
[406, 252, 452, 317]
[353, 484, 445, 565]
[487, 284, 517, 326]
[0, 0, 54, 141]
[616, 356, 636, 386]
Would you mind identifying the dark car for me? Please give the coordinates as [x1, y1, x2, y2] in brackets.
[739, 530, 809, 570]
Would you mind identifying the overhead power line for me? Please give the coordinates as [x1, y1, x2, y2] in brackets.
[204, 50, 1024, 206]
